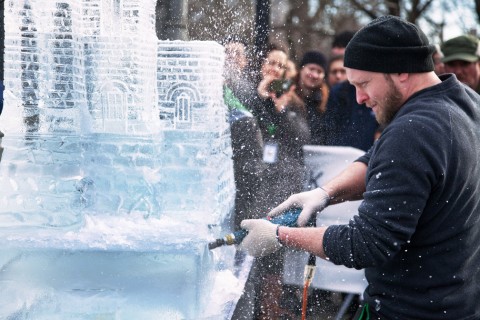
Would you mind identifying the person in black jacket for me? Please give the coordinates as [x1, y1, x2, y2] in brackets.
[238, 15, 480, 320]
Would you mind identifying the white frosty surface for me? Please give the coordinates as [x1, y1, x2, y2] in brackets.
[0, 214, 213, 251]
[204, 267, 250, 318]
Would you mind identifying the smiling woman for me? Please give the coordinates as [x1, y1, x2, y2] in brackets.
[293, 50, 330, 143]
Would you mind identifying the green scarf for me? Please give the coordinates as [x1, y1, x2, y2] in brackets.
[224, 86, 249, 112]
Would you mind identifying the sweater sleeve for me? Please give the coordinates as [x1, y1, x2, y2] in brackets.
[354, 143, 374, 165]
[323, 113, 448, 269]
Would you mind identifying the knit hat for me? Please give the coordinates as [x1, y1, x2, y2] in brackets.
[344, 15, 435, 73]
[441, 35, 480, 63]
[300, 51, 327, 71]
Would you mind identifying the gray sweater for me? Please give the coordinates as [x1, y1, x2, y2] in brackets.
[324, 74, 480, 319]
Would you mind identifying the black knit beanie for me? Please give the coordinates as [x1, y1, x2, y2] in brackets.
[344, 15, 435, 73]
[300, 51, 327, 71]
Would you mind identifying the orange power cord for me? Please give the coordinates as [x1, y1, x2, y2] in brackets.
[301, 254, 317, 320]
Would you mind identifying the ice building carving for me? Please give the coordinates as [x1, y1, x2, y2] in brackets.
[0, 0, 240, 318]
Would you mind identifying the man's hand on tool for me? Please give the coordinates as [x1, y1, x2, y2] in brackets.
[268, 187, 330, 227]
[237, 219, 282, 257]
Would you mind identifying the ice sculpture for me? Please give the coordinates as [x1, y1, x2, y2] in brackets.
[0, 0, 242, 318]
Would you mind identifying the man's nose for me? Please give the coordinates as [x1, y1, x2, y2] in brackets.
[356, 90, 368, 105]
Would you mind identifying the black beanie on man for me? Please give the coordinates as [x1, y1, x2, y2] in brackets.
[300, 50, 327, 72]
[344, 15, 435, 73]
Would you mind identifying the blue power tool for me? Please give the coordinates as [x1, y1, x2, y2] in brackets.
[208, 208, 314, 250]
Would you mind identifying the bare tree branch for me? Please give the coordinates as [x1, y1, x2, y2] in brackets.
[186, 0, 479, 63]
[406, 0, 434, 23]
[348, 0, 378, 20]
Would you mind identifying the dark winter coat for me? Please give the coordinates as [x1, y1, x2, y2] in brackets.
[324, 74, 480, 319]
[320, 81, 379, 151]
[225, 86, 266, 229]
[249, 95, 311, 215]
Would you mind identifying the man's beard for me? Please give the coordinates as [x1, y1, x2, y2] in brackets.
[375, 74, 404, 126]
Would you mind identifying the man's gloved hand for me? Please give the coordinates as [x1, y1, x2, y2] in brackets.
[268, 187, 330, 227]
[237, 219, 282, 257]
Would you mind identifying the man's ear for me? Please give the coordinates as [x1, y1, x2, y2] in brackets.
[397, 73, 409, 82]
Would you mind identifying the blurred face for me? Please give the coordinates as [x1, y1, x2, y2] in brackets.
[261, 50, 288, 79]
[225, 42, 247, 73]
[299, 63, 325, 90]
[328, 59, 347, 86]
[347, 68, 404, 126]
[444, 60, 480, 90]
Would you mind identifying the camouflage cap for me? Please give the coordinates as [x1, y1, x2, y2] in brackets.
[441, 35, 480, 63]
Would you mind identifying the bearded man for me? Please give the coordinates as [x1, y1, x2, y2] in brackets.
[238, 15, 480, 320]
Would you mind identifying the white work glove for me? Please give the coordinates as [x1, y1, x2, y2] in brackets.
[237, 219, 282, 257]
[268, 187, 330, 227]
